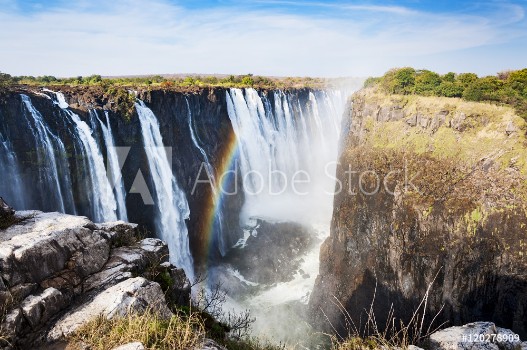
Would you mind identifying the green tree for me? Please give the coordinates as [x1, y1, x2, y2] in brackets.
[507, 68, 527, 97]
[413, 70, 442, 96]
[442, 72, 456, 83]
[437, 81, 464, 98]
[463, 76, 503, 102]
[0, 72, 13, 86]
[380, 67, 416, 94]
[457, 73, 478, 87]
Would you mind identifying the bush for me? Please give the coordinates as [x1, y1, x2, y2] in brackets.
[370, 67, 527, 120]
[380, 67, 416, 94]
[413, 70, 441, 96]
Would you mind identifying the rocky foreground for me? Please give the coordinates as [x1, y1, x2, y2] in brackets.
[0, 206, 191, 349]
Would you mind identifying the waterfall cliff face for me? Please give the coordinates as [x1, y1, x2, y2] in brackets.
[225, 88, 346, 228]
[0, 86, 350, 277]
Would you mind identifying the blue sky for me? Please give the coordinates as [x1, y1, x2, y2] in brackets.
[0, 0, 526, 77]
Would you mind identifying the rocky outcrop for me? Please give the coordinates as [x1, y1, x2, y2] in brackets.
[0, 210, 190, 349]
[309, 88, 527, 337]
[428, 322, 523, 350]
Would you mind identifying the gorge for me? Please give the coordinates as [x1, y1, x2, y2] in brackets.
[1, 80, 527, 349]
[0, 84, 354, 346]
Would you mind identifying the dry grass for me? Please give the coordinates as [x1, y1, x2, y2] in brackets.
[69, 310, 205, 350]
[326, 275, 445, 350]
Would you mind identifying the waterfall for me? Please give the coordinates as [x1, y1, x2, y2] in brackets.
[47, 92, 118, 223]
[20, 94, 76, 214]
[225, 88, 345, 225]
[135, 100, 194, 280]
[96, 110, 128, 222]
[185, 98, 227, 256]
[0, 132, 27, 209]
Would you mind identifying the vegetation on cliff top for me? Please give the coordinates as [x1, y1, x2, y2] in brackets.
[0, 71, 337, 90]
[365, 67, 527, 119]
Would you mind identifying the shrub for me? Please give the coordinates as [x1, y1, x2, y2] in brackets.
[413, 70, 441, 96]
[380, 67, 416, 94]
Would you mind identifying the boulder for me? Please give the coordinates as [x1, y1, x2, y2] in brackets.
[48, 277, 173, 341]
[112, 342, 145, 350]
[199, 339, 227, 350]
[20, 287, 68, 329]
[0, 211, 109, 287]
[428, 322, 522, 350]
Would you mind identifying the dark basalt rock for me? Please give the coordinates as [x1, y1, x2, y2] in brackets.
[0, 197, 15, 229]
[309, 88, 527, 338]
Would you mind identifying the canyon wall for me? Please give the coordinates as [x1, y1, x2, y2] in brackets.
[309, 88, 527, 337]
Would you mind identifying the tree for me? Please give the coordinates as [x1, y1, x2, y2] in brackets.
[456, 73, 478, 87]
[380, 67, 416, 94]
[437, 81, 464, 98]
[507, 68, 527, 96]
[413, 70, 442, 96]
[0, 72, 13, 86]
[442, 72, 456, 83]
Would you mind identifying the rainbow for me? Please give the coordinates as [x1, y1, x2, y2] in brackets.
[202, 129, 240, 264]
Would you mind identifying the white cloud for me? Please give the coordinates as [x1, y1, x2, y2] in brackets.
[0, 0, 525, 77]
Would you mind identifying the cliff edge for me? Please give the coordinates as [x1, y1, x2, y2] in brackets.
[309, 87, 527, 337]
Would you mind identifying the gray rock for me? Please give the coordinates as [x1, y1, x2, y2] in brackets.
[495, 327, 522, 350]
[408, 346, 425, 350]
[0, 211, 109, 287]
[21, 287, 67, 329]
[48, 277, 173, 341]
[451, 112, 466, 131]
[406, 114, 418, 126]
[97, 221, 139, 247]
[506, 121, 517, 136]
[0, 307, 23, 340]
[82, 238, 169, 293]
[112, 342, 145, 350]
[199, 339, 227, 350]
[428, 322, 523, 350]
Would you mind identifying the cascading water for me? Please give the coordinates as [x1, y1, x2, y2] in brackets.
[223, 87, 349, 343]
[135, 100, 194, 281]
[49, 92, 118, 223]
[185, 97, 228, 257]
[20, 94, 76, 214]
[226, 88, 344, 225]
[96, 110, 129, 222]
[0, 132, 27, 209]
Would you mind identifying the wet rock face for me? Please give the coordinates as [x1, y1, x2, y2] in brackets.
[223, 219, 318, 286]
[0, 87, 245, 268]
[0, 211, 190, 348]
[309, 89, 527, 337]
[0, 197, 15, 229]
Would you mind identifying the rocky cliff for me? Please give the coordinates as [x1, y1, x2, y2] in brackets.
[0, 208, 190, 349]
[309, 88, 527, 337]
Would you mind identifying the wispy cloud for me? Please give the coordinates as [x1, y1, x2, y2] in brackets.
[0, 0, 525, 77]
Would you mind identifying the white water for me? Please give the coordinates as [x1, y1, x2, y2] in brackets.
[96, 110, 129, 221]
[226, 88, 345, 225]
[20, 94, 76, 214]
[49, 92, 118, 223]
[135, 100, 194, 281]
[224, 88, 351, 344]
[0, 133, 27, 209]
[185, 97, 228, 256]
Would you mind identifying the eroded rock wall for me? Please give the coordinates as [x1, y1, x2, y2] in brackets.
[309, 88, 527, 337]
